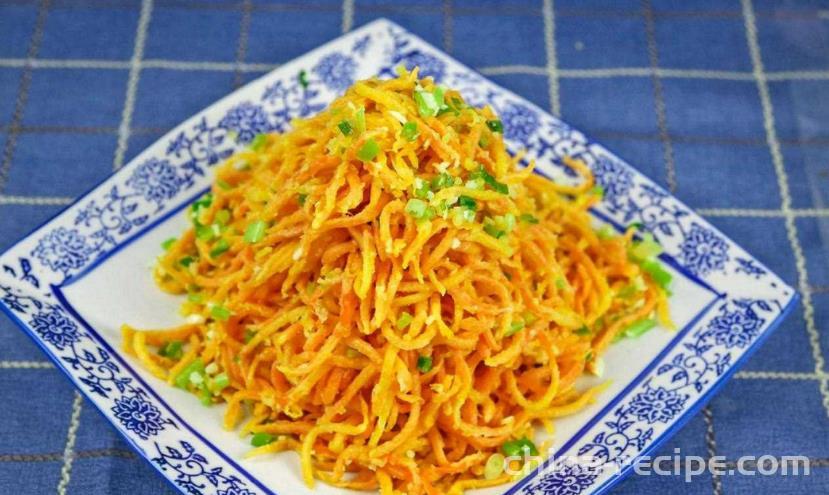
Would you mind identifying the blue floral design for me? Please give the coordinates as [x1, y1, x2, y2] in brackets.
[218, 489, 256, 495]
[706, 305, 763, 349]
[32, 227, 90, 277]
[501, 102, 540, 145]
[126, 158, 182, 206]
[112, 394, 165, 440]
[524, 462, 598, 495]
[399, 50, 446, 81]
[29, 308, 80, 350]
[218, 102, 271, 144]
[628, 386, 687, 424]
[592, 156, 634, 206]
[312, 53, 357, 92]
[679, 223, 729, 276]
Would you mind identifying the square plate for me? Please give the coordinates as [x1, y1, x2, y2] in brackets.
[0, 19, 797, 495]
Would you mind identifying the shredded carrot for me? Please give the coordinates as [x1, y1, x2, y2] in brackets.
[124, 68, 671, 494]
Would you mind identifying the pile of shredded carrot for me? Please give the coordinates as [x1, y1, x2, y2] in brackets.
[122, 68, 672, 495]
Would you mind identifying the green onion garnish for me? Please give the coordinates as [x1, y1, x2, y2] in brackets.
[250, 134, 267, 151]
[298, 69, 309, 88]
[483, 223, 506, 239]
[519, 213, 539, 224]
[401, 121, 419, 141]
[505, 320, 525, 337]
[161, 237, 177, 250]
[502, 438, 538, 457]
[641, 260, 672, 289]
[338, 120, 353, 136]
[406, 198, 428, 219]
[414, 87, 446, 117]
[174, 358, 205, 389]
[179, 256, 195, 268]
[486, 120, 503, 133]
[591, 185, 605, 197]
[196, 224, 215, 241]
[555, 277, 567, 289]
[211, 305, 231, 321]
[211, 372, 230, 392]
[215, 209, 231, 226]
[630, 235, 662, 260]
[187, 292, 204, 303]
[458, 195, 477, 211]
[431, 172, 453, 190]
[596, 225, 614, 239]
[574, 325, 591, 336]
[357, 139, 380, 162]
[624, 319, 657, 339]
[297, 193, 308, 206]
[416, 355, 433, 373]
[244, 220, 267, 244]
[397, 311, 413, 330]
[251, 432, 275, 447]
[355, 107, 366, 134]
[216, 179, 233, 190]
[472, 165, 509, 195]
[484, 453, 505, 480]
[244, 328, 256, 343]
[210, 238, 230, 258]
[159, 341, 183, 360]
[586, 351, 594, 362]
[629, 222, 645, 231]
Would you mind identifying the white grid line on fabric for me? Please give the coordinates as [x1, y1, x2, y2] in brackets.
[341, 0, 354, 33]
[542, 0, 561, 117]
[697, 207, 829, 217]
[3, 57, 829, 81]
[702, 406, 724, 495]
[735, 370, 829, 380]
[0, 194, 74, 205]
[0, 360, 53, 369]
[442, 0, 453, 54]
[112, 0, 154, 172]
[56, 391, 83, 495]
[742, 0, 829, 420]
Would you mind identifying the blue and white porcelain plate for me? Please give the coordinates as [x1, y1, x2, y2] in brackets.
[0, 19, 797, 495]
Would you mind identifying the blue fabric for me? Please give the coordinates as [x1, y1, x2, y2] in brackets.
[0, 1, 827, 493]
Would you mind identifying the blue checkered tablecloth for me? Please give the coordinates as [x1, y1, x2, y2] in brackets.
[1, 0, 828, 493]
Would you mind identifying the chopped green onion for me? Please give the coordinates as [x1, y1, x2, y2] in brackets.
[251, 432, 275, 447]
[523, 312, 538, 325]
[209, 238, 230, 258]
[458, 195, 477, 211]
[215, 209, 231, 226]
[244, 328, 256, 343]
[502, 438, 538, 457]
[585, 351, 594, 362]
[472, 165, 509, 195]
[357, 139, 380, 162]
[216, 179, 233, 190]
[416, 355, 433, 373]
[211, 372, 230, 392]
[505, 320, 525, 337]
[478, 134, 490, 148]
[250, 134, 267, 151]
[519, 213, 539, 224]
[555, 277, 567, 289]
[630, 235, 662, 260]
[406, 198, 429, 219]
[354, 107, 366, 134]
[624, 319, 657, 338]
[161, 237, 177, 250]
[431, 172, 453, 190]
[337, 120, 353, 136]
[641, 259, 673, 289]
[596, 225, 614, 240]
[591, 185, 605, 197]
[297, 193, 308, 206]
[159, 341, 183, 360]
[401, 121, 419, 141]
[196, 224, 215, 242]
[187, 292, 204, 303]
[414, 87, 446, 117]
[629, 222, 645, 231]
[486, 119, 503, 133]
[397, 311, 413, 330]
[617, 284, 638, 298]
[574, 325, 591, 336]
[211, 305, 232, 321]
[484, 453, 505, 480]
[244, 220, 267, 244]
[483, 222, 506, 239]
[174, 358, 205, 389]
[298, 69, 309, 88]
[179, 256, 195, 268]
